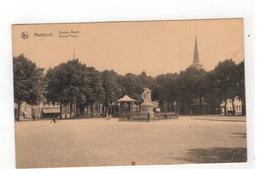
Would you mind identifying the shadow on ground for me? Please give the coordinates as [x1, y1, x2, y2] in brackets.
[176, 147, 247, 163]
[190, 118, 245, 122]
[231, 132, 247, 139]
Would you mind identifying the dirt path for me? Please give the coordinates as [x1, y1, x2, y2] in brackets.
[15, 116, 247, 168]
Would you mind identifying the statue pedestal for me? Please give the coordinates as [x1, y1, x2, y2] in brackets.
[141, 103, 154, 120]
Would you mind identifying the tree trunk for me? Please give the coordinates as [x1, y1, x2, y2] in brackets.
[224, 100, 227, 116]
[65, 105, 67, 119]
[242, 97, 246, 116]
[102, 105, 105, 117]
[60, 103, 62, 119]
[93, 104, 96, 117]
[98, 102, 100, 116]
[91, 103, 94, 117]
[72, 104, 75, 117]
[17, 103, 21, 121]
[232, 98, 235, 116]
[171, 100, 174, 112]
[75, 104, 79, 117]
[70, 102, 72, 118]
[199, 92, 202, 114]
[78, 105, 84, 116]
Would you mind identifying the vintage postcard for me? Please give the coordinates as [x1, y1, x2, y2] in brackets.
[12, 19, 246, 168]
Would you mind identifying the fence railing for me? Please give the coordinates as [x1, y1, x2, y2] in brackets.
[154, 112, 179, 120]
[119, 112, 179, 121]
[119, 112, 149, 121]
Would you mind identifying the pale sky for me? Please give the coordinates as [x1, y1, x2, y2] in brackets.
[12, 18, 244, 76]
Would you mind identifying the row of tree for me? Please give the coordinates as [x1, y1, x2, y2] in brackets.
[13, 54, 245, 119]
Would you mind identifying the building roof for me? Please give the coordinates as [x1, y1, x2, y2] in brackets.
[117, 95, 136, 102]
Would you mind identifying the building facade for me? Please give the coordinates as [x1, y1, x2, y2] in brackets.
[220, 97, 243, 115]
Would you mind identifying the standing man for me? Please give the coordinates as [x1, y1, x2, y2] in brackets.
[51, 115, 56, 124]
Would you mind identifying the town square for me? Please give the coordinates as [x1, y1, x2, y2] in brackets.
[15, 116, 246, 168]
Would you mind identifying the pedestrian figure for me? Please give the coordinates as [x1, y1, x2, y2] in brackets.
[175, 112, 179, 120]
[32, 108, 36, 120]
[148, 112, 150, 121]
[51, 115, 56, 124]
[106, 113, 109, 120]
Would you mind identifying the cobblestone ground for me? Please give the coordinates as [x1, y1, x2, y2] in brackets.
[15, 115, 247, 168]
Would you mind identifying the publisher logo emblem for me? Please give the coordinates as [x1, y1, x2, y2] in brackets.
[21, 32, 29, 39]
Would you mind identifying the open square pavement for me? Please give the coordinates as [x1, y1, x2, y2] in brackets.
[15, 115, 247, 168]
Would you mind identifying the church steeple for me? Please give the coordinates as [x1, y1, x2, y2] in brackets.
[73, 48, 76, 59]
[190, 36, 202, 69]
[193, 36, 199, 64]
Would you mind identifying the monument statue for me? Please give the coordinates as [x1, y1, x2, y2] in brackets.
[141, 88, 152, 104]
[141, 88, 154, 120]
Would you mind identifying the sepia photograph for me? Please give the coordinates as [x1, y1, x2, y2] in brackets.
[12, 18, 246, 168]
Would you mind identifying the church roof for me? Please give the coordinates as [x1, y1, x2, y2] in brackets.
[117, 95, 136, 102]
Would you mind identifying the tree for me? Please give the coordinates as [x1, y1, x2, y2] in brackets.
[13, 54, 44, 120]
[120, 73, 140, 103]
[213, 59, 237, 115]
[83, 67, 104, 116]
[137, 71, 154, 90]
[44, 65, 68, 119]
[235, 60, 246, 115]
[45, 59, 93, 118]
[101, 70, 123, 114]
[152, 73, 178, 112]
[201, 70, 221, 108]
[174, 67, 206, 114]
